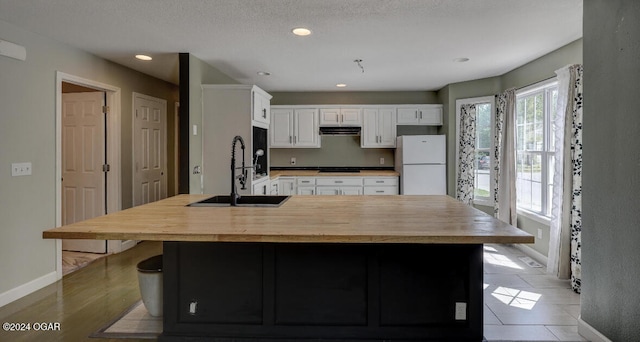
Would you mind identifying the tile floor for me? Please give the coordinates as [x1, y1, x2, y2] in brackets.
[483, 244, 586, 342]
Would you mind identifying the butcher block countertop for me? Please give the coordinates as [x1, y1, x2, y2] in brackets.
[270, 169, 399, 178]
[43, 195, 533, 244]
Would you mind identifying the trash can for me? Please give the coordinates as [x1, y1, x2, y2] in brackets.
[137, 255, 163, 317]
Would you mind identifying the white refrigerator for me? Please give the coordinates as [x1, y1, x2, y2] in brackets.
[395, 135, 447, 195]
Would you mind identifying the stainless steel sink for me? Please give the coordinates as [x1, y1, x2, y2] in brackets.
[187, 195, 290, 207]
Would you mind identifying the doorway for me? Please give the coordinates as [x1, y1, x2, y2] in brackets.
[61, 86, 107, 254]
[55, 72, 122, 279]
[132, 92, 168, 206]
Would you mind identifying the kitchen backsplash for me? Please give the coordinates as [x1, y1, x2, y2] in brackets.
[270, 136, 395, 167]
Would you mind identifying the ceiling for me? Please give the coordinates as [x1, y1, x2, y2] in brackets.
[0, 0, 583, 92]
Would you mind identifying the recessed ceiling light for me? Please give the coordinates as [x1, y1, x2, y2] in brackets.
[336, 83, 347, 88]
[257, 71, 271, 76]
[453, 57, 470, 63]
[135, 54, 152, 61]
[292, 27, 312, 36]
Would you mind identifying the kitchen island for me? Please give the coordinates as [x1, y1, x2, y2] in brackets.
[43, 194, 533, 341]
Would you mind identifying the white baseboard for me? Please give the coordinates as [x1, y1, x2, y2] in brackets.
[513, 244, 548, 267]
[578, 316, 613, 342]
[0, 271, 58, 307]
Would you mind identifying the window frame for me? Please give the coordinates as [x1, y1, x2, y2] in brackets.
[455, 96, 496, 207]
[515, 78, 558, 220]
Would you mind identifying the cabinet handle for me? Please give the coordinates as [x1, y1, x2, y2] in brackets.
[262, 108, 267, 118]
[340, 114, 343, 123]
[335, 181, 343, 184]
[376, 180, 384, 183]
[289, 136, 292, 143]
[419, 111, 423, 119]
[415, 110, 418, 119]
[376, 190, 384, 193]
[301, 181, 310, 183]
[294, 136, 297, 144]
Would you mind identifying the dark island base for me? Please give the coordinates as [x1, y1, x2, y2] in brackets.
[160, 242, 484, 341]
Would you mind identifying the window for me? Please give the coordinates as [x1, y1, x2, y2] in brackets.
[474, 103, 492, 201]
[455, 96, 495, 205]
[515, 80, 558, 217]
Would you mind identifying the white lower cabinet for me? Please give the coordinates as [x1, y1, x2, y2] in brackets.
[316, 177, 363, 195]
[277, 177, 296, 195]
[296, 177, 316, 195]
[270, 179, 279, 195]
[252, 177, 270, 195]
[363, 177, 399, 195]
[272, 175, 398, 196]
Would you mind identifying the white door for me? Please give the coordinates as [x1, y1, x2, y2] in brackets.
[271, 109, 294, 147]
[402, 164, 447, 195]
[316, 187, 340, 195]
[340, 187, 363, 195]
[378, 108, 396, 147]
[402, 135, 446, 164]
[61, 92, 107, 253]
[133, 93, 167, 206]
[361, 109, 378, 147]
[294, 109, 319, 147]
[340, 108, 361, 126]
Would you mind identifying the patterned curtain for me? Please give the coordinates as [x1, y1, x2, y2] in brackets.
[456, 104, 476, 205]
[493, 89, 517, 225]
[548, 64, 583, 293]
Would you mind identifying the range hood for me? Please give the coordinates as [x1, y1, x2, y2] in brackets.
[318, 126, 361, 136]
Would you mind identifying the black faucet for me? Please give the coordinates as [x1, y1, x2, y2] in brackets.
[230, 135, 248, 206]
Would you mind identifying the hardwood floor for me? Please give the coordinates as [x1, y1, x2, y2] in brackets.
[0, 241, 162, 342]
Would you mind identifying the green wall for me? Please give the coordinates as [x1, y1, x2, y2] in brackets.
[188, 55, 238, 193]
[0, 18, 178, 302]
[270, 91, 439, 105]
[581, 1, 640, 340]
[269, 91, 440, 167]
[436, 39, 583, 259]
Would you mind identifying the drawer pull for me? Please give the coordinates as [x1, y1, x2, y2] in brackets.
[376, 190, 384, 193]
[376, 181, 384, 183]
[334, 181, 343, 184]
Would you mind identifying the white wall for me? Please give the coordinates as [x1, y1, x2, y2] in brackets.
[0, 19, 178, 305]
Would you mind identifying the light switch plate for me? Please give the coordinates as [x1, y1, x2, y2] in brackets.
[12, 162, 32, 176]
[380, 157, 385, 165]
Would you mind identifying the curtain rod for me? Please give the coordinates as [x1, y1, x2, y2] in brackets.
[513, 76, 557, 93]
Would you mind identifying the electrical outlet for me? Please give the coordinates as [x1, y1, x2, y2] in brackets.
[455, 302, 467, 320]
[379, 157, 385, 165]
[11, 162, 32, 176]
[192, 124, 198, 136]
[290, 157, 296, 165]
[537, 228, 543, 239]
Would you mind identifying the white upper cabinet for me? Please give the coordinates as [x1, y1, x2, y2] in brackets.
[396, 105, 443, 125]
[319, 107, 362, 126]
[270, 107, 320, 148]
[252, 88, 271, 128]
[361, 108, 396, 148]
[271, 108, 295, 147]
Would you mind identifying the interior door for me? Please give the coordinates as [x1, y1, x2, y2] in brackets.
[61, 92, 107, 253]
[133, 93, 167, 206]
